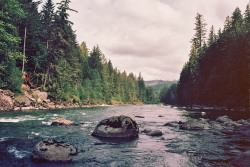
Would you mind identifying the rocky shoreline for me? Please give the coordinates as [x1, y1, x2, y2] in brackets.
[0, 87, 116, 112]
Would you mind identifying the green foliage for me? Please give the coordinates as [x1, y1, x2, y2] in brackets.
[0, 0, 155, 106]
[0, 0, 25, 92]
[176, 5, 249, 110]
[159, 83, 178, 105]
[1, 60, 23, 93]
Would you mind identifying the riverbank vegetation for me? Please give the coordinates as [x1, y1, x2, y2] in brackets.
[160, 5, 249, 110]
[0, 0, 158, 105]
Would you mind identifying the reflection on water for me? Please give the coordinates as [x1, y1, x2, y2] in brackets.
[0, 105, 249, 167]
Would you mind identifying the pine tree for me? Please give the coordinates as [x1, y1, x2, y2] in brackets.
[208, 26, 216, 46]
[0, 0, 25, 92]
[243, 4, 250, 33]
[231, 7, 243, 36]
[137, 73, 146, 102]
[18, 0, 47, 79]
[191, 13, 207, 53]
[88, 46, 103, 75]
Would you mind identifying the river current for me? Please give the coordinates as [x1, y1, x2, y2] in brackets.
[0, 105, 249, 167]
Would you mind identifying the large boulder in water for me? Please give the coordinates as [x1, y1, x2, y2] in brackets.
[51, 118, 75, 126]
[92, 115, 139, 138]
[30, 139, 77, 162]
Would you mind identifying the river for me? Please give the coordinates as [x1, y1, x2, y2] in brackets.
[0, 105, 249, 167]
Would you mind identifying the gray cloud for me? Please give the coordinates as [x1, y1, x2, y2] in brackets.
[51, 0, 249, 80]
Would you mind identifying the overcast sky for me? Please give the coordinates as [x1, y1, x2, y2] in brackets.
[47, 0, 249, 81]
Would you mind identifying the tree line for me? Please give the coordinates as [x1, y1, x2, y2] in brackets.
[0, 0, 158, 105]
[160, 5, 249, 110]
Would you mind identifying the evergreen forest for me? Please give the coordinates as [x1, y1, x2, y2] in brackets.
[160, 5, 250, 110]
[0, 0, 158, 105]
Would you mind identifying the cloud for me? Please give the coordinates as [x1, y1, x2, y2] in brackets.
[49, 0, 249, 80]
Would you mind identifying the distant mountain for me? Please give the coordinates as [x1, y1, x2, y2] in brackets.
[145, 80, 177, 92]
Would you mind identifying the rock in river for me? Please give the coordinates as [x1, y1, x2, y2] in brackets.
[216, 115, 233, 124]
[148, 130, 163, 136]
[180, 119, 210, 130]
[142, 129, 163, 136]
[51, 118, 75, 126]
[92, 115, 139, 138]
[30, 139, 77, 162]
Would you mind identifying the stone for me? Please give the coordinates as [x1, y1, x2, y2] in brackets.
[92, 115, 139, 138]
[180, 119, 210, 130]
[216, 115, 233, 124]
[142, 129, 152, 134]
[0, 89, 14, 111]
[15, 94, 31, 107]
[135, 116, 145, 118]
[21, 84, 30, 91]
[32, 90, 48, 101]
[201, 112, 206, 116]
[211, 122, 224, 130]
[51, 118, 75, 126]
[21, 106, 37, 111]
[147, 130, 163, 136]
[164, 121, 179, 127]
[213, 131, 225, 135]
[237, 119, 250, 126]
[30, 139, 77, 162]
[47, 102, 56, 109]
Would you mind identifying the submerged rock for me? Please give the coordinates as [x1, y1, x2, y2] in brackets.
[211, 122, 224, 130]
[142, 129, 163, 136]
[51, 118, 75, 126]
[142, 129, 152, 134]
[135, 115, 145, 118]
[92, 115, 139, 138]
[180, 119, 210, 130]
[30, 139, 77, 162]
[148, 130, 163, 136]
[164, 121, 179, 127]
[216, 115, 233, 124]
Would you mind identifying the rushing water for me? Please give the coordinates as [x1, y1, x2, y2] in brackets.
[0, 105, 249, 167]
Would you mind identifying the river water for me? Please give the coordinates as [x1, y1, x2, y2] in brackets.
[0, 105, 249, 167]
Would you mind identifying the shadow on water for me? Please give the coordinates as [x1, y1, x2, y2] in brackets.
[92, 136, 139, 145]
[183, 108, 249, 121]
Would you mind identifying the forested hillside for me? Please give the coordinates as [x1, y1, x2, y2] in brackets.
[160, 5, 250, 110]
[0, 0, 157, 105]
[144, 80, 177, 92]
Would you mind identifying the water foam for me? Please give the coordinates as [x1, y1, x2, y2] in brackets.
[42, 121, 52, 125]
[31, 132, 40, 136]
[0, 115, 37, 123]
[0, 137, 8, 142]
[7, 146, 29, 159]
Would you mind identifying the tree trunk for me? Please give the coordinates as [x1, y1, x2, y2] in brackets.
[22, 26, 27, 73]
